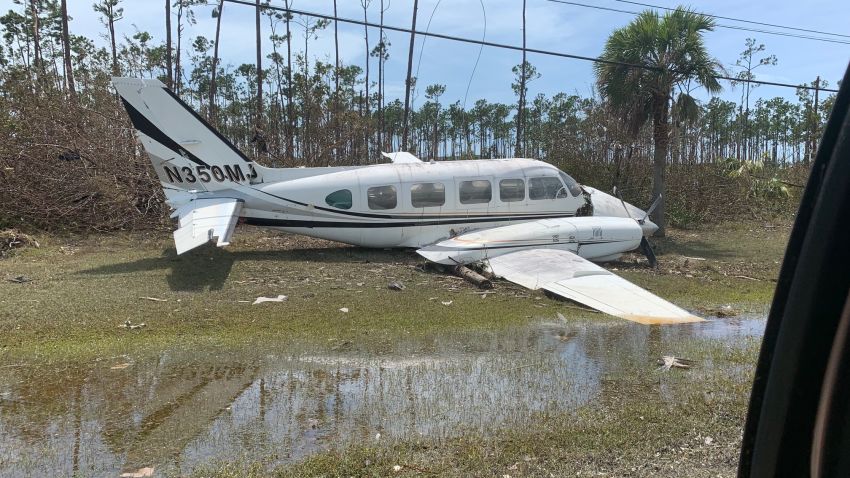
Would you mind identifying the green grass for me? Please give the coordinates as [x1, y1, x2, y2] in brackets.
[0, 222, 787, 364]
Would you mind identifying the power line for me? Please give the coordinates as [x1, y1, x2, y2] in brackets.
[546, 0, 850, 45]
[222, 0, 838, 93]
[612, 0, 850, 39]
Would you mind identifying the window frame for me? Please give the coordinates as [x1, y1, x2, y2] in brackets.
[366, 185, 398, 210]
[528, 176, 568, 201]
[458, 179, 493, 205]
[410, 182, 446, 208]
[499, 178, 526, 203]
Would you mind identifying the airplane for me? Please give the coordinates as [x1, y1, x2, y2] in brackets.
[111, 77, 702, 325]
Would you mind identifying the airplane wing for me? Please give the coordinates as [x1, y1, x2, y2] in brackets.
[170, 198, 243, 254]
[381, 151, 423, 164]
[485, 248, 702, 325]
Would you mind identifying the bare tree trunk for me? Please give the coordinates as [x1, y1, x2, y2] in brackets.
[30, 0, 43, 81]
[255, 0, 263, 122]
[60, 0, 76, 100]
[333, 0, 339, 163]
[108, 6, 118, 76]
[378, 0, 385, 152]
[402, 0, 418, 152]
[166, 0, 173, 89]
[514, 0, 526, 158]
[209, 0, 224, 121]
[285, 0, 294, 161]
[651, 93, 670, 237]
[175, 3, 182, 94]
[362, 0, 371, 161]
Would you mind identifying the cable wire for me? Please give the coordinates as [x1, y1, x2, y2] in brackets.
[613, 0, 850, 39]
[546, 0, 850, 45]
[222, 0, 839, 93]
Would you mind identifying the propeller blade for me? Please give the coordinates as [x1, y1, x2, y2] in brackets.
[639, 236, 658, 268]
[643, 194, 662, 220]
[612, 186, 631, 218]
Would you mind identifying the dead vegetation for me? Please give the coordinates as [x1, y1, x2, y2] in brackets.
[0, 229, 39, 258]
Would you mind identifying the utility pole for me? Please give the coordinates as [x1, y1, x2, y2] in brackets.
[402, 0, 418, 152]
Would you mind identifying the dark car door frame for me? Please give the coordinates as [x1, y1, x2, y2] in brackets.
[739, 62, 850, 477]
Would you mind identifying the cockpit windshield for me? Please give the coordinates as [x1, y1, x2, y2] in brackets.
[558, 171, 583, 197]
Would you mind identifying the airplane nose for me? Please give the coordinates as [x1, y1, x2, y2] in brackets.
[641, 218, 659, 237]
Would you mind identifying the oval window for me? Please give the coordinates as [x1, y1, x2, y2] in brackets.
[325, 189, 353, 209]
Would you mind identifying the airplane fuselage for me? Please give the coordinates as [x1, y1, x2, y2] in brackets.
[231, 158, 601, 248]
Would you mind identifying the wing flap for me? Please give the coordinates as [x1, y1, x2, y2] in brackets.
[171, 198, 242, 254]
[487, 249, 702, 324]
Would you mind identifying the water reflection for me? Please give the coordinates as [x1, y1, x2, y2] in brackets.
[0, 317, 764, 477]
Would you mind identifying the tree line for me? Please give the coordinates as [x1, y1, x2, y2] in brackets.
[0, 0, 835, 232]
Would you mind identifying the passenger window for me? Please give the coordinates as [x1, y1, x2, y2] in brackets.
[558, 171, 583, 197]
[499, 179, 525, 202]
[325, 189, 352, 209]
[529, 177, 566, 200]
[459, 180, 492, 204]
[411, 182, 445, 207]
[367, 185, 397, 210]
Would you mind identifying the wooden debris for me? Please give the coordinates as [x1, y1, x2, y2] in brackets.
[252, 295, 288, 305]
[120, 467, 154, 478]
[139, 296, 167, 302]
[657, 356, 695, 371]
[453, 265, 493, 289]
[5, 275, 31, 283]
[387, 281, 406, 291]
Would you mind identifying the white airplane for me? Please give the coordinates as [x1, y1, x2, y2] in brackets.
[112, 77, 701, 325]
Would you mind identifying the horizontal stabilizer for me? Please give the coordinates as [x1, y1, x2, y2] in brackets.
[381, 151, 423, 164]
[171, 198, 243, 255]
[486, 249, 702, 325]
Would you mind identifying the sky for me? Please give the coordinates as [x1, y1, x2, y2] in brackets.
[65, 0, 850, 109]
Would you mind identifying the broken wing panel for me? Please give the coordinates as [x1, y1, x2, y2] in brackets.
[170, 198, 243, 255]
[486, 249, 702, 325]
[380, 151, 423, 164]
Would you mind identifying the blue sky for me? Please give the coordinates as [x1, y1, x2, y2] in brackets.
[67, 0, 849, 108]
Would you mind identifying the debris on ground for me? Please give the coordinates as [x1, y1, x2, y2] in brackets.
[119, 320, 146, 330]
[5, 275, 32, 283]
[0, 230, 38, 258]
[453, 265, 493, 289]
[441, 301, 453, 306]
[339, 307, 349, 313]
[139, 296, 167, 302]
[110, 363, 131, 370]
[700, 304, 740, 318]
[387, 281, 406, 291]
[252, 295, 288, 305]
[657, 356, 695, 371]
[120, 467, 154, 478]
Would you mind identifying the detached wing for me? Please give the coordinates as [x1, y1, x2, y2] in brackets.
[487, 248, 702, 325]
[170, 198, 243, 254]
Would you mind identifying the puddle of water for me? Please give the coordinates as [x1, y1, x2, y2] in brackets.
[0, 316, 764, 477]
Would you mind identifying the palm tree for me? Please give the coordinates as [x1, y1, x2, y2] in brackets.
[595, 7, 722, 236]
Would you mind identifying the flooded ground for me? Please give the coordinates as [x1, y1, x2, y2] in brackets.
[0, 316, 764, 477]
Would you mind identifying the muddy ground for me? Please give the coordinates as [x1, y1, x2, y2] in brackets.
[0, 221, 790, 477]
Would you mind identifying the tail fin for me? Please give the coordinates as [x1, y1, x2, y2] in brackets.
[112, 77, 259, 193]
